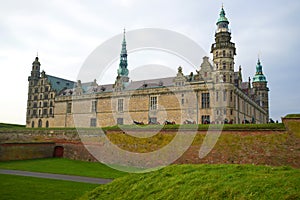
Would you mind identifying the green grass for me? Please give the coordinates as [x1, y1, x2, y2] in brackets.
[0, 122, 25, 128]
[0, 158, 127, 179]
[285, 114, 300, 118]
[81, 164, 300, 200]
[0, 174, 98, 200]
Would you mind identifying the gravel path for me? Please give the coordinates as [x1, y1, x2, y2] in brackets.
[0, 169, 112, 184]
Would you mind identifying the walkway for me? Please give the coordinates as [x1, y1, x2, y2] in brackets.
[0, 169, 112, 184]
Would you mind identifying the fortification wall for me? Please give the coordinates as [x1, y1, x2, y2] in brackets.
[0, 119, 299, 167]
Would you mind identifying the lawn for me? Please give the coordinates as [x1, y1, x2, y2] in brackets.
[0, 158, 127, 179]
[0, 174, 98, 200]
[82, 164, 300, 200]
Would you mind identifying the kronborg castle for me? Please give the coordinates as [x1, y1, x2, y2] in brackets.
[26, 7, 269, 128]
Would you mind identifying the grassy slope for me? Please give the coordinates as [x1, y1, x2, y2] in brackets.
[82, 164, 300, 200]
[0, 158, 127, 179]
[0, 122, 25, 128]
[0, 174, 98, 200]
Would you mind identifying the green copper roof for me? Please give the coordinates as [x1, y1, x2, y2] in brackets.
[253, 59, 267, 82]
[118, 28, 129, 77]
[47, 75, 75, 92]
[217, 7, 229, 25]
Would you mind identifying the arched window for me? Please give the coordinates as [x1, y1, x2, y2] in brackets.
[46, 121, 49, 128]
[223, 74, 226, 82]
[31, 121, 35, 128]
[223, 50, 226, 57]
[38, 119, 42, 128]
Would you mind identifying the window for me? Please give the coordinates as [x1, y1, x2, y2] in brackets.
[149, 117, 157, 124]
[33, 110, 37, 115]
[45, 87, 49, 92]
[34, 96, 38, 100]
[201, 115, 210, 124]
[49, 108, 53, 115]
[223, 50, 226, 57]
[223, 62, 226, 70]
[38, 119, 42, 128]
[216, 63, 219, 69]
[31, 121, 34, 128]
[117, 118, 123, 125]
[44, 94, 48, 99]
[204, 72, 207, 77]
[223, 74, 226, 82]
[67, 102, 72, 113]
[33, 102, 37, 108]
[35, 88, 38, 93]
[229, 51, 232, 57]
[223, 90, 227, 101]
[216, 91, 219, 102]
[216, 51, 218, 57]
[44, 102, 48, 107]
[230, 109, 233, 115]
[117, 99, 124, 112]
[181, 94, 184, 105]
[230, 90, 233, 102]
[46, 121, 49, 128]
[50, 101, 53, 107]
[230, 63, 233, 70]
[201, 93, 210, 108]
[230, 75, 233, 83]
[90, 118, 97, 127]
[150, 96, 157, 110]
[92, 100, 97, 112]
[216, 75, 219, 83]
[39, 94, 43, 99]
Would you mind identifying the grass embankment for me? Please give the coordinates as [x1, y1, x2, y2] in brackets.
[0, 158, 127, 179]
[0, 174, 98, 200]
[285, 114, 300, 118]
[82, 164, 300, 200]
[0, 123, 25, 129]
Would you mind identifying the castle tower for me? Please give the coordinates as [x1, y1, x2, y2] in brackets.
[27, 56, 41, 125]
[252, 58, 269, 122]
[211, 6, 236, 123]
[117, 29, 129, 82]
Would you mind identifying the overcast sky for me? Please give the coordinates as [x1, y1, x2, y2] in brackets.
[0, 0, 299, 124]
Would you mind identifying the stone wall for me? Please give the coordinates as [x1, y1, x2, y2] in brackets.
[0, 142, 55, 161]
[0, 119, 299, 167]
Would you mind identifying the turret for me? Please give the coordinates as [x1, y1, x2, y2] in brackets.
[252, 58, 269, 121]
[211, 6, 236, 124]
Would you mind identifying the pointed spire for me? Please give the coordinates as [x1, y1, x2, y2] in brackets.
[217, 5, 229, 25]
[253, 58, 267, 82]
[117, 28, 129, 78]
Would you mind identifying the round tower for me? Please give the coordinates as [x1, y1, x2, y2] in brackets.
[210, 6, 236, 124]
[252, 58, 269, 122]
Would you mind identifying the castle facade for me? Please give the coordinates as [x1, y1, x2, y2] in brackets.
[26, 7, 269, 128]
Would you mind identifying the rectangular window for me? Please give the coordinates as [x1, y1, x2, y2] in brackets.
[43, 102, 48, 107]
[201, 93, 210, 108]
[90, 118, 97, 127]
[117, 118, 123, 125]
[223, 90, 227, 101]
[67, 102, 72, 113]
[150, 96, 157, 110]
[92, 100, 97, 112]
[149, 117, 157, 124]
[117, 99, 124, 112]
[216, 91, 219, 102]
[230, 90, 233, 102]
[201, 115, 210, 124]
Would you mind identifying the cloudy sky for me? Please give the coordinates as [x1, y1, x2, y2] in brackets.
[0, 0, 299, 124]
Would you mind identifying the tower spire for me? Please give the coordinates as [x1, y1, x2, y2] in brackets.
[117, 28, 129, 81]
